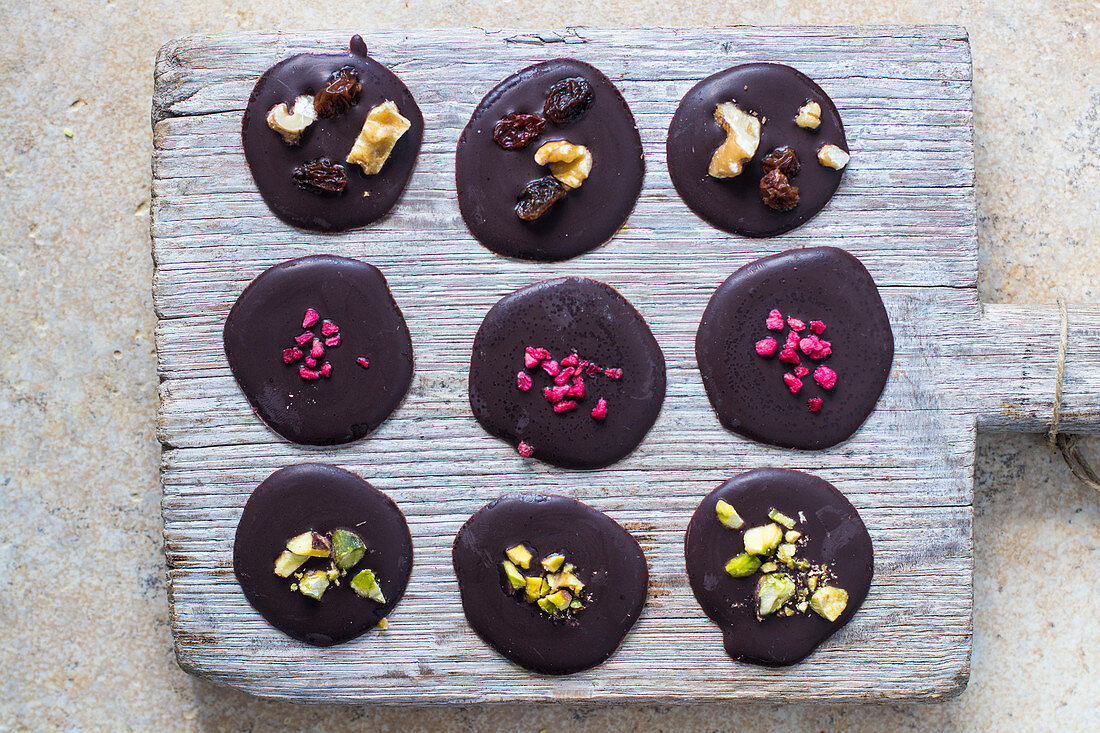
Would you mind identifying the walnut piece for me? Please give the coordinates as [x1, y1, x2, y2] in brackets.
[708, 102, 761, 178]
[817, 144, 850, 170]
[266, 95, 318, 145]
[795, 101, 822, 129]
[534, 140, 593, 189]
[345, 100, 411, 175]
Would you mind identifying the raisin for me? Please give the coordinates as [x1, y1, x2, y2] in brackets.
[760, 169, 799, 211]
[543, 77, 593, 125]
[493, 113, 547, 150]
[515, 176, 568, 221]
[313, 66, 362, 118]
[761, 146, 801, 178]
[292, 158, 349, 194]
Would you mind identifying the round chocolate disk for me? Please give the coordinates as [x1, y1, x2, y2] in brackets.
[456, 59, 645, 261]
[666, 62, 848, 237]
[684, 468, 873, 667]
[469, 277, 666, 469]
[696, 247, 892, 450]
[233, 463, 413, 646]
[452, 493, 649, 675]
[241, 35, 424, 232]
[223, 255, 414, 446]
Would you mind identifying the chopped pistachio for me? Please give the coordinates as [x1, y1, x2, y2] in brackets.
[562, 563, 575, 574]
[549, 571, 585, 594]
[759, 561, 778, 573]
[541, 552, 566, 573]
[524, 576, 549, 603]
[537, 597, 557, 614]
[724, 553, 762, 578]
[767, 508, 797, 529]
[376, 618, 388, 630]
[810, 586, 849, 622]
[286, 531, 331, 558]
[796, 601, 809, 613]
[325, 565, 341, 582]
[784, 530, 802, 543]
[715, 499, 745, 529]
[795, 559, 811, 570]
[297, 569, 331, 600]
[545, 590, 573, 610]
[780, 607, 795, 616]
[808, 575, 818, 592]
[502, 560, 527, 589]
[776, 543, 797, 564]
[330, 529, 367, 570]
[756, 573, 796, 617]
[350, 568, 386, 603]
[505, 544, 534, 570]
[274, 550, 308, 577]
[569, 600, 583, 609]
[743, 523, 783, 555]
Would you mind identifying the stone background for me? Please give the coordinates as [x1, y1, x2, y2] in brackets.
[1, 1, 1097, 730]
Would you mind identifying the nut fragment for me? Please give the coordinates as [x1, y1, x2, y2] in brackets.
[524, 575, 549, 603]
[331, 529, 367, 570]
[540, 553, 566, 573]
[708, 102, 761, 178]
[795, 101, 822, 129]
[767, 508, 797, 529]
[350, 568, 386, 603]
[775, 543, 797, 564]
[515, 175, 568, 221]
[715, 499, 745, 529]
[756, 573, 796, 617]
[505, 544, 534, 569]
[810, 585, 849, 621]
[743, 523, 784, 556]
[346, 100, 412, 175]
[724, 553, 762, 578]
[286, 531, 332, 558]
[817, 144, 850, 170]
[266, 95, 317, 145]
[314, 66, 362, 118]
[274, 550, 308, 578]
[297, 569, 331, 600]
[502, 560, 527, 589]
[784, 530, 802, 543]
[534, 140, 593, 189]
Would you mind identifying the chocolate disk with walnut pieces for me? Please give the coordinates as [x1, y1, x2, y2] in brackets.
[469, 277, 666, 469]
[696, 247, 892, 450]
[685, 469, 873, 667]
[241, 35, 423, 232]
[223, 255, 413, 446]
[666, 62, 848, 237]
[233, 464, 413, 646]
[455, 58, 645, 261]
[452, 494, 648, 675]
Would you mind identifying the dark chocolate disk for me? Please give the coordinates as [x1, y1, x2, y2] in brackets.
[233, 464, 413, 646]
[455, 59, 645, 261]
[469, 277, 665, 469]
[696, 247, 892, 450]
[452, 494, 648, 675]
[241, 35, 424, 232]
[223, 255, 413, 446]
[666, 63, 847, 237]
[684, 468, 873, 666]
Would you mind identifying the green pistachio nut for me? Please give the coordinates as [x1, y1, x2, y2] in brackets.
[286, 531, 331, 558]
[810, 586, 849, 622]
[274, 550, 308, 578]
[505, 544, 534, 570]
[767, 508, 797, 530]
[756, 573, 796, 618]
[743, 523, 784, 556]
[715, 499, 745, 529]
[297, 569, 331, 600]
[540, 553, 566, 572]
[350, 568, 386, 604]
[330, 529, 367, 570]
[724, 553, 762, 578]
[502, 560, 527, 589]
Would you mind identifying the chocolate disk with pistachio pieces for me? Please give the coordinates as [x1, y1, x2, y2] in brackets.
[684, 468, 873, 667]
[667, 62, 848, 237]
[223, 255, 413, 446]
[452, 493, 649, 675]
[241, 34, 424, 232]
[233, 463, 413, 646]
[469, 277, 666, 469]
[455, 58, 645, 261]
[696, 246, 892, 450]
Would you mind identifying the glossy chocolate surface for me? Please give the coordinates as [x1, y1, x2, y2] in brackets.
[666, 62, 847, 237]
[684, 468, 873, 666]
[233, 463, 413, 646]
[456, 59, 645, 261]
[452, 494, 648, 675]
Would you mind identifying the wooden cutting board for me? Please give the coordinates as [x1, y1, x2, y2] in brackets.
[151, 26, 1100, 703]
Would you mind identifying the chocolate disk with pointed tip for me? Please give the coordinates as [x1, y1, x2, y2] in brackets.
[456, 58, 645, 261]
[468, 277, 666, 469]
[241, 35, 424, 232]
[223, 255, 413, 446]
[667, 62, 847, 237]
[696, 247, 892, 450]
[685, 468, 873, 666]
[233, 464, 413, 646]
[452, 493, 648, 675]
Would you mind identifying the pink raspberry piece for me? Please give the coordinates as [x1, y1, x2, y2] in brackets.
[811, 340, 832, 360]
[591, 397, 608, 421]
[794, 365, 809, 377]
[787, 317, 806, 332]
[544, 385, 570, 403]
[542, 360, 560, 378]
[778, 347, 800, 365]
[319, 362, 332, 378]
[810, 320, 826, 334]
[755, 337, 778, 356]
[302, 309, 319, 329]
[783, 373, 803, 393]
[310, 339, 325, 359]
[283, 347, 303, 364]
[320, 320, 339, 337]
[567, 379, 585, 399]
[295, 332, 313, 347]
[517, 441, 534, 458]
[356, 357, 370, 369]
[808, 397, 823, 412]
[324, 334, 341, 348]
[305, 357, 317, 368]
[554, 366, 576, 386]
[604, 367, 622, 380]
[524, 353, 540, 368]
[553, 400, 578, 413]
[785, 330, 801, 349]
[516, 371, 533, 391]
[814, 366, 837, 390]
[585, 363, 602, 377]
[765, 309, 784, 330]
[299, 366, 321, 380]
[799, 335, 819, 355]
[560, 353, 579, 367]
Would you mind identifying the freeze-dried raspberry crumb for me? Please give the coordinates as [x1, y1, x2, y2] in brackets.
[783, 373, 803, 393]
[542, 360, 560, 377]
[299, 366, 321, 380]
[305, 357, 317, 368]
[517, 371, 533, 391]
[320, 362, 332, 378]
[786, 330, 801, 349]
[554, 366, 576, 386]
[320, 320, 339, 337]
[814, 366, 837, 390]
[295, 332, 313, 347]
[310, 339, 325, 359]
[755, 337, 778, 356]
[324, 334, 341, 347]
[517, 441, 534, 458]
[766, 309, 784, 330]
[794, 365, 809, 377]
[604, 367, 622, 380]
[591, 397, 608, 421]
[524, 352, 540, 368]
[787, 317, 806, 332]
[808, 397, 823, 412]
[585, 363, 602, 377]
[543, 385, 570, 403]
[560, 353, 579, 367]
[553, 400, 578, 413]
[357, 357, 370, 369]
[810, 320, 826, 334]
[302, 309, 320, 328]
[779, 347, 800, 365]
[283, 347, 304, 364]
[567, 380, 585, 399]
[798, 335, 819, 355]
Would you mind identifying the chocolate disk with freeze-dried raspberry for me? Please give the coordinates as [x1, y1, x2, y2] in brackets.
[241, 35, 423, 232]
[696, 247, 892, 450]
[233, 463, 413, 646]
[469, 277, 666, 469]
[223, 255, 413, 445]
[685, 468, 873, 666]
[455, 58, 645, 261]
[452, 493, 648, 675]
[666, 62, 848, 237]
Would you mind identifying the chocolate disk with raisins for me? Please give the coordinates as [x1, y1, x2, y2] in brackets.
[233, 463, 413, 646]
[241, 35, 424, 232]
[469, 277, 666, 469]
[666, 62, 848, 237]
[223, 255, 413, 445]
[696, 247, 892, 450]
[455, 58, 645, 261]
[685, 468, 873, 666]
[452, 493, 649, 675]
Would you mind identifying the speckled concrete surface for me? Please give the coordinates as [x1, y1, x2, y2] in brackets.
[1, 1, 1098, 730]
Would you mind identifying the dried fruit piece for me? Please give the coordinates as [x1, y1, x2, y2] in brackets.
[590, 398, 608, 421]
[796, 101, 822, 129]
[283, 347, 304, 364]
[708, 102, 761, 178]
[517, 441, 534, 458]
[715, 499, 744, 530]
[765, 309, 785, 330]
[266, 95, 318, 145]
[346, 100, 412, 175]
[814, 366, 837, 390]
[756, 573, 796, 618]
[783, 373, 803, 393]
[808, 397, 823, 412]
[350, 568, 386, 603]
[543, 77, 593, 124]
[760, 169, 799, 211]
[810, 585, 849, 621]
[516, 371, 533, 391]
[818, 144, 850, 170]
[331, 529, 367, 570]
[292, 158, 348, 194]
[761, 146, 801, 177]
[534, 140, 593, 189]
[314, 66, 362, 118]
[724, 553, 761, 578]
[515, 175, 568, 221]
[755, 337, 778, 356]
[302, 309, 320, 328]
[493, 112, 547, 150]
